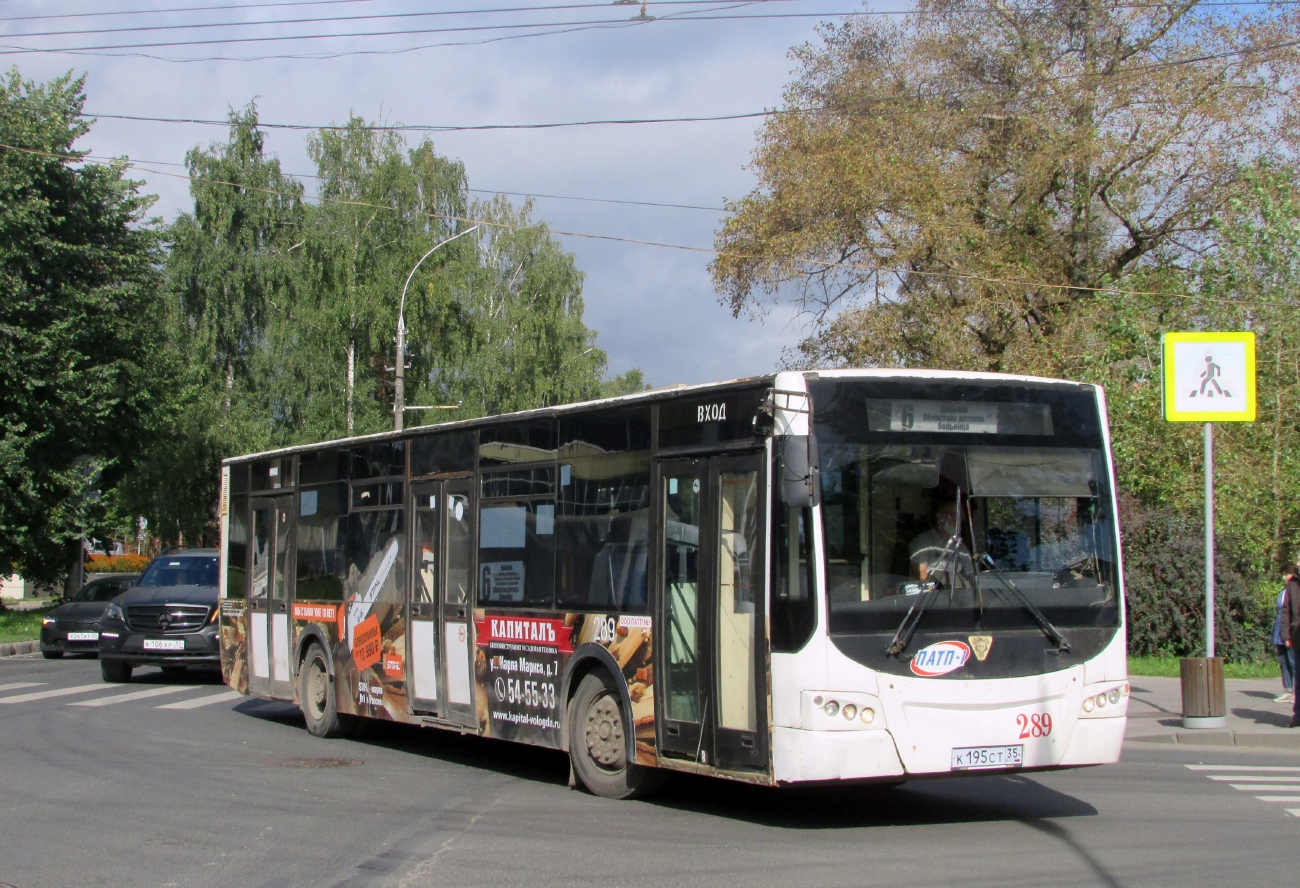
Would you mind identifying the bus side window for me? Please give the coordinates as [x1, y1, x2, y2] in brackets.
[772, 503, 815, 652]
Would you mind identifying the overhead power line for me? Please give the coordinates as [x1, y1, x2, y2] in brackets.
[0, 138, 1276, 308]
[0, 10, 865, 54]
[0, 0, 808, 37]
[83, 109, 781, 131]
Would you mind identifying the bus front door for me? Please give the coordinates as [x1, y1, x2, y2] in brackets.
[407, 477, 477, 728]
[249, 495, 294, 700]
[656, 454, 767, 773]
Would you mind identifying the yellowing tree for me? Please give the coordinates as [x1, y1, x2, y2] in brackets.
[712, 1, 1300, 374]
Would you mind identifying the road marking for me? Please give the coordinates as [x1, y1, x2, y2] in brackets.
[1187, 764, 1300, 772]
[70, 685, 201, 707]
[1188, 765, 1300, 819]
[0, 682, 44, 693]
[155, 690, 244, 710]
[0, 683, 110, 704]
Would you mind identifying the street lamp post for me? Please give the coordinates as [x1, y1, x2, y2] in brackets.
[394, 225, 480, 432]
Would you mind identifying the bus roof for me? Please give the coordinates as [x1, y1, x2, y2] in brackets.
[221, 367, 1094, 465]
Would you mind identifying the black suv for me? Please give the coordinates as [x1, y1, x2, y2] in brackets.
[98, 549, 221, 682]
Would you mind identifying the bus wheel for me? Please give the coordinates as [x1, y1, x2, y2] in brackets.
[568, 672, 664, 800]
[299, 643, 356, 739]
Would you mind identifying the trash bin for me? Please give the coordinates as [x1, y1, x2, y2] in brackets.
[1180, 656, 1227, 729]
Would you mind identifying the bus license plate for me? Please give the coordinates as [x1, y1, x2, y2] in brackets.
[66, 632, 99, 642]
[143, 639, 185, 651]
[951, 744, 1023, 770]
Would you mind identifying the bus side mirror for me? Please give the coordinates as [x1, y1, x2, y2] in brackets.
[779, 435, 819, 508]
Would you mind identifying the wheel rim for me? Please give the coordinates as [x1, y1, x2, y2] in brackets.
[306, 657, 329, 721]
[583, 690, 626, 772]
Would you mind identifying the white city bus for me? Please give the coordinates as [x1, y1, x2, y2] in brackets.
[218, 369, 1128, 798]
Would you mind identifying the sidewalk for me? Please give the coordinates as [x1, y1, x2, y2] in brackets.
[1126, 675, 1300, 750]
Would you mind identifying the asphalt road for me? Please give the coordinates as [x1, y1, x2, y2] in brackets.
[1, 655, 1297, 888]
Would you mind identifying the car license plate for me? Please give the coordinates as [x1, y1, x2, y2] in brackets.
[66, 632, 99, 642]
[951, 744, 1023, 770]
[143, 638, 185, 651]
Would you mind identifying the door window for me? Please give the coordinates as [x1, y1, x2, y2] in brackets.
[716, 471, 759, 733]
[663, 471, 702, 724]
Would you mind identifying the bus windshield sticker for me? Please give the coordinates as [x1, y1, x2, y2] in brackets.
[910, 640, 971, 677]
[481, 561, 524, 602]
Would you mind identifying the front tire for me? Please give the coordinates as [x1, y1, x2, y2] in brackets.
[101, 660, 132, 683]
[568, 672, 664, 799]
[299, 643, 356, 739]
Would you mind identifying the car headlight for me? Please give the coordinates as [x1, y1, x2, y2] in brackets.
[103, 602, 125, 622]
[41, 616, 56, 626]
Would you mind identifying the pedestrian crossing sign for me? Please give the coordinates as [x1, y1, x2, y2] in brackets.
[1162, 331, 1257, 422]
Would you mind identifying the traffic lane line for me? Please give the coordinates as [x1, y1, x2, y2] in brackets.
[70, 685, 202, 707]
[155, 690, 244, 710]
[0, 683, 109, 704]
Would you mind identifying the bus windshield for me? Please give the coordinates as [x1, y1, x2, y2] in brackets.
[810, 381, 1120, 635]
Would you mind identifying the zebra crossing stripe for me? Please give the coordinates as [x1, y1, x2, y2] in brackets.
[0, 682, 44, 693]
[155, 690, 244, 710]
[70, 685, 200, 707]
[1188, 765, 1300, 818]
[0, 683, 108, 704]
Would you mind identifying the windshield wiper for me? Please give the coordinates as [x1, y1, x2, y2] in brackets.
[975, 554, 1071, 653]
[887, 525, 965, 658]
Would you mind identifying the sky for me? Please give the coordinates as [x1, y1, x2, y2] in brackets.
[0, 0, 890, 388]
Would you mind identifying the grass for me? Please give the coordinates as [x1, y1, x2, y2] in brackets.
[1127, 655, 1282, 679]
[0, 604, 55, 645]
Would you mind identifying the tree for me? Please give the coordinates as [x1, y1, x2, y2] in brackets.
[0, 69, 166, 583]
[712, 1, 1300, 374]
[124, 105, 305, 544]
[416, 197, 607, 417]
[299, 116, 468, 435]
[602, 368, 651, 398]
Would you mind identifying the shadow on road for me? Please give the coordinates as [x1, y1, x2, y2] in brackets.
[1231, 706, 1294, 728]
[233, 709, 1099, 829]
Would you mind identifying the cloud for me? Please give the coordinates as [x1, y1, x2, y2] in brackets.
[6, 0, 872, 386]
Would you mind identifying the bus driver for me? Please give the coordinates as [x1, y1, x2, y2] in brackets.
[909, 497, 974, 584]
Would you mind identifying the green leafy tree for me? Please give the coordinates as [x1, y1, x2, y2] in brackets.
[416, 197, 606, 418]
[124, 105, 305, 544]
[0, 69, 166, 583]
[299, 117, 468, 435]
[602, 368, 651, 398]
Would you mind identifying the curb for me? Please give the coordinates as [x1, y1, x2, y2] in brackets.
[0, 640, 39, 658]
[1128, 731, 1300, 750]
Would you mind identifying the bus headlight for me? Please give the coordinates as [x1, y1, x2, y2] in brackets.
[860, 707, 875, 724]
[803, 691, 885, 730]
[824, 700, 840, 717]
[841, 704, 857, 720]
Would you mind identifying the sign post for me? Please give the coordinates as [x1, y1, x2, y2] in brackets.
[1162, 331, 1256, 729]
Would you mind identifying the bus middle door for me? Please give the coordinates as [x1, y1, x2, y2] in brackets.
[407, 476, 478, 728]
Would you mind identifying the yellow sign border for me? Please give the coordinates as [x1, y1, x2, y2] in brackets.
[1162, 331, 1257, 422]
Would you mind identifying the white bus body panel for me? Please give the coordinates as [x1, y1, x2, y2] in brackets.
[770, 626, 1127, 783]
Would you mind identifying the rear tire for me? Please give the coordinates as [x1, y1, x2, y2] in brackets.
[42, 650, 64, 660]
[568, 672, 665, 800]
[299, 643, 356, 739]
[101, 660, 132, 683]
